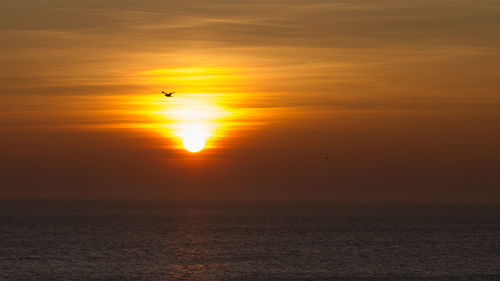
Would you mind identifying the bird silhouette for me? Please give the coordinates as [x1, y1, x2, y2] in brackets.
[162, 91, 175, 97]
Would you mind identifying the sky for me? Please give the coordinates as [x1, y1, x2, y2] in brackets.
[1, 0, 499, 202]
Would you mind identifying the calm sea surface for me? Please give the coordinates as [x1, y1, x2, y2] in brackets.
[0, 201, 498, 280]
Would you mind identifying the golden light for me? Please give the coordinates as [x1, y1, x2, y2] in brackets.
[134, 92, 231, 153]
[180, 123, 207, 153]
[117, 66, 258, 154]
[138, 66, 248, 93]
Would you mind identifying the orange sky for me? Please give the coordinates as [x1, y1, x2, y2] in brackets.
[1, 0, 499, 202]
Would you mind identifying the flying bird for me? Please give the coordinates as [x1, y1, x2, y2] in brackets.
[162, 91, 175, 97]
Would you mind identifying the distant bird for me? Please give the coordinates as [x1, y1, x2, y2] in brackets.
[324, 156, 330, 160]
[162, 91, 175, 97]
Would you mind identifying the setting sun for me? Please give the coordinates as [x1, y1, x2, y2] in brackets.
[130, 92, 233, 153]
[180, 123, 208, 153]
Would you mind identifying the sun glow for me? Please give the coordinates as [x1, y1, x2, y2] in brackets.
[138, 66, 248, 93]
[126, 66, 253, 153]
[138, 93, 231, 153]
[180, 123, 208, 153]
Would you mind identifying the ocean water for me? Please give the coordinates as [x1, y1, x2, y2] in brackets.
[0, 202, 498, 280]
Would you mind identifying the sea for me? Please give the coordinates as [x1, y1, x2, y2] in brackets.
[0, 201, 498, 280]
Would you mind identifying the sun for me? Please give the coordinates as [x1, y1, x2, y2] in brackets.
[139, 91, 232, 153]
[183, 134, 206, 153]
[179, 123, 208, 153]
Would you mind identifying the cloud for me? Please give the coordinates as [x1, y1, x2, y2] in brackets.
[1, 0, 500, 201]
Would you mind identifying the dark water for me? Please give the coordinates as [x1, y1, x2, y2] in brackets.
[0, 202, 499, 280]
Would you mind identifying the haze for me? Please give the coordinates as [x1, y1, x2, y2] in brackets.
[1, 0, 499, 202]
